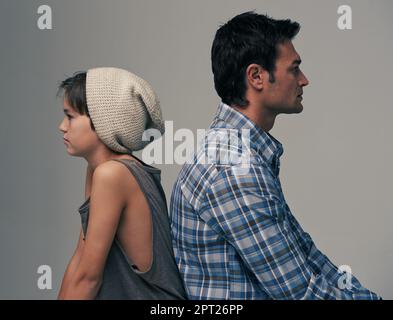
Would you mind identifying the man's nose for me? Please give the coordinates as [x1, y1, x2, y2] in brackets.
[300, 71, 309, 87]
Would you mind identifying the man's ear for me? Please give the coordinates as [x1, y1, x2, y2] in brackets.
[245, 64, 265, 91]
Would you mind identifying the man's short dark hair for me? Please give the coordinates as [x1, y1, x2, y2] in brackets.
[57, 71, 95, 130]
[211, 11, 300, 107]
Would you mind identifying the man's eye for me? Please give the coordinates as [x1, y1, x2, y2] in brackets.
[66, 115, 73, 119]
[292, 67, 300, 75]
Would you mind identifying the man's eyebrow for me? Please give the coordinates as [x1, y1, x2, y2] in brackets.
[63, 108, 72, 114]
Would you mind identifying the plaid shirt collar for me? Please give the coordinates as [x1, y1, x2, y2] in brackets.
[211, 102, 284, 170]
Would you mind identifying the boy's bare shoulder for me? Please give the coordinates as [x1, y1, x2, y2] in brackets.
[93, 159, 138, 191]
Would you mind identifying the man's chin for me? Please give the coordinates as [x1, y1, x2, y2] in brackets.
[280, 104, 303, 114]
[294, 104, 303, 113]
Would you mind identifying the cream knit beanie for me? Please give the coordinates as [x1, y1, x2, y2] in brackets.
[85, 67, 165, 153]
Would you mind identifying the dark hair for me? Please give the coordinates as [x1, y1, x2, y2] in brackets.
[57, 71, 95, 130]
[211, 11, 300, 107]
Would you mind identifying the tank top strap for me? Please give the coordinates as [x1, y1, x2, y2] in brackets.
[110, 158, 167, 207]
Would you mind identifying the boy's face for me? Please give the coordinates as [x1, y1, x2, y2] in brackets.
[263, 40, 309, 114]
[58, 98, 101, 157]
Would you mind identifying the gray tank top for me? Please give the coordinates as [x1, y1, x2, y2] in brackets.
[78, 158, 187, 300]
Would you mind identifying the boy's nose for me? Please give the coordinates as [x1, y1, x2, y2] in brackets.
[58, 118, 67, 133]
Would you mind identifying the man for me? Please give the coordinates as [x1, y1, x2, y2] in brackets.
[170, 11, 380, 299]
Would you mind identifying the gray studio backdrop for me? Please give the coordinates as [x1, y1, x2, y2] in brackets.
[0, 0, 392, 299]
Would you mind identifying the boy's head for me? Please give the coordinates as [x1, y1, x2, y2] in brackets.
[58, 71, 95, 130]
[58, 67, 165, 156]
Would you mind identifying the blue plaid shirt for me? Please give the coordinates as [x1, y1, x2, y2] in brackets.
[170, 102, 380, 300]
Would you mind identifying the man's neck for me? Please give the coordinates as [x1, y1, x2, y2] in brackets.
[232, 103, 277, 132]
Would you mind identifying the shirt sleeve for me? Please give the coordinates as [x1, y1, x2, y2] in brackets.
[201, 164, 380, 300]
[290, 216, 380, 300]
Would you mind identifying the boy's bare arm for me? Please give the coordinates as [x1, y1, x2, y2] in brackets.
[58, 165, 92, 299]
[85, 164, 94, 199]
[57, 228, 85, 299]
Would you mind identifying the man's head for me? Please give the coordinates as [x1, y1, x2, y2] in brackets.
[211, 11, 309, 115]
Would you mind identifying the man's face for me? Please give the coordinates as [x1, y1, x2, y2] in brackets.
[58, 98, 101, 157]
[263, 40, 309, 114]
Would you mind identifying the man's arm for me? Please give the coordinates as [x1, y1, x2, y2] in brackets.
[290, 217, 381, 299]
[202, 164, 380, 300]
